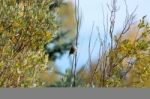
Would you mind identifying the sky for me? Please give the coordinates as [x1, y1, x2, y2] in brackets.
[55, 0, 150, 73]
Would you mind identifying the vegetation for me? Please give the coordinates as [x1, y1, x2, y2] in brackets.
[48, 0, 150, 88]
[0, 0, 58, 87]
[0, 0, 150, 88]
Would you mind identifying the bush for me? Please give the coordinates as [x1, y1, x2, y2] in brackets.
[0, 0, 57, 87]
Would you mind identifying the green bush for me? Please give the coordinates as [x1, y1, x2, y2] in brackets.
[0, 0, 57, 87]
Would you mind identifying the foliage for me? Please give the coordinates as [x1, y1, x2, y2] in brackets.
[45, 1, 76, 61]
[0, 0, 58, 87]
[81, 17, 150, 88]
[48, 68, 88, 87]
[47, 0, 150, 88]
[1, 0, 150, 88]
[41, 1, 76, 86]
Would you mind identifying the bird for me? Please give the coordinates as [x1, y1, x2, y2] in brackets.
[69, 45, 77, 55]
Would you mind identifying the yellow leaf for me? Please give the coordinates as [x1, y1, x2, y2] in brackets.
[46, 32, 52, 40]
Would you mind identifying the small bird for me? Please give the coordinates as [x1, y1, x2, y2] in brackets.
[69, 45, 77, 55]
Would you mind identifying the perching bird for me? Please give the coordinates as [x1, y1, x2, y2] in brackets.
[69, 45, 77, 55]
